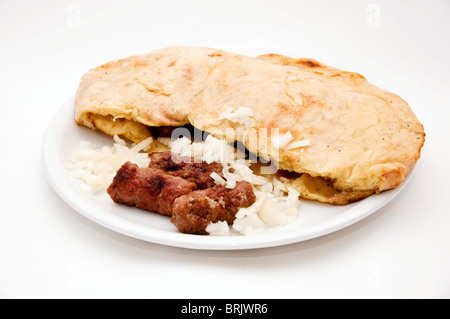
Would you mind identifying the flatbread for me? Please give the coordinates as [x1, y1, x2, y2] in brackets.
[75, 46, 425, 204]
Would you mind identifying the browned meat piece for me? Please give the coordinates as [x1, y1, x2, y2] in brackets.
[107, 161, 197, 216]
[149, 151, 194, 170]
[149, 151, 223, 189]
[107, 157, 256, 235]
[171, 181, 256, 234]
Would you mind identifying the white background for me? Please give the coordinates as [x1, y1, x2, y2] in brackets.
[1, 0, 449, 298]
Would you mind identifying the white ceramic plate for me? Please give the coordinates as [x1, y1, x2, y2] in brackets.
[42, 96, 414, 250]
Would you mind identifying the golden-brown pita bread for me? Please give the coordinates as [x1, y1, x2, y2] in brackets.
[75, 46, 425, 204]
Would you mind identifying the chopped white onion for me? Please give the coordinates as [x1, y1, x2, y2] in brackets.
[272, 131, 293, 149]
[205, 221, 230, 236]
[286, 139, 310, 149]
[218, 107, 256, 127]
[210, 172, 226, 186]
[65, 135, 152, 192]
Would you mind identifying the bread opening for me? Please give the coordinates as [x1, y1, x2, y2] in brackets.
[79, 114, 373, 204]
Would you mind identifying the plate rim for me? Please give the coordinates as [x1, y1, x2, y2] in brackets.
[42, 96, 414, 250]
